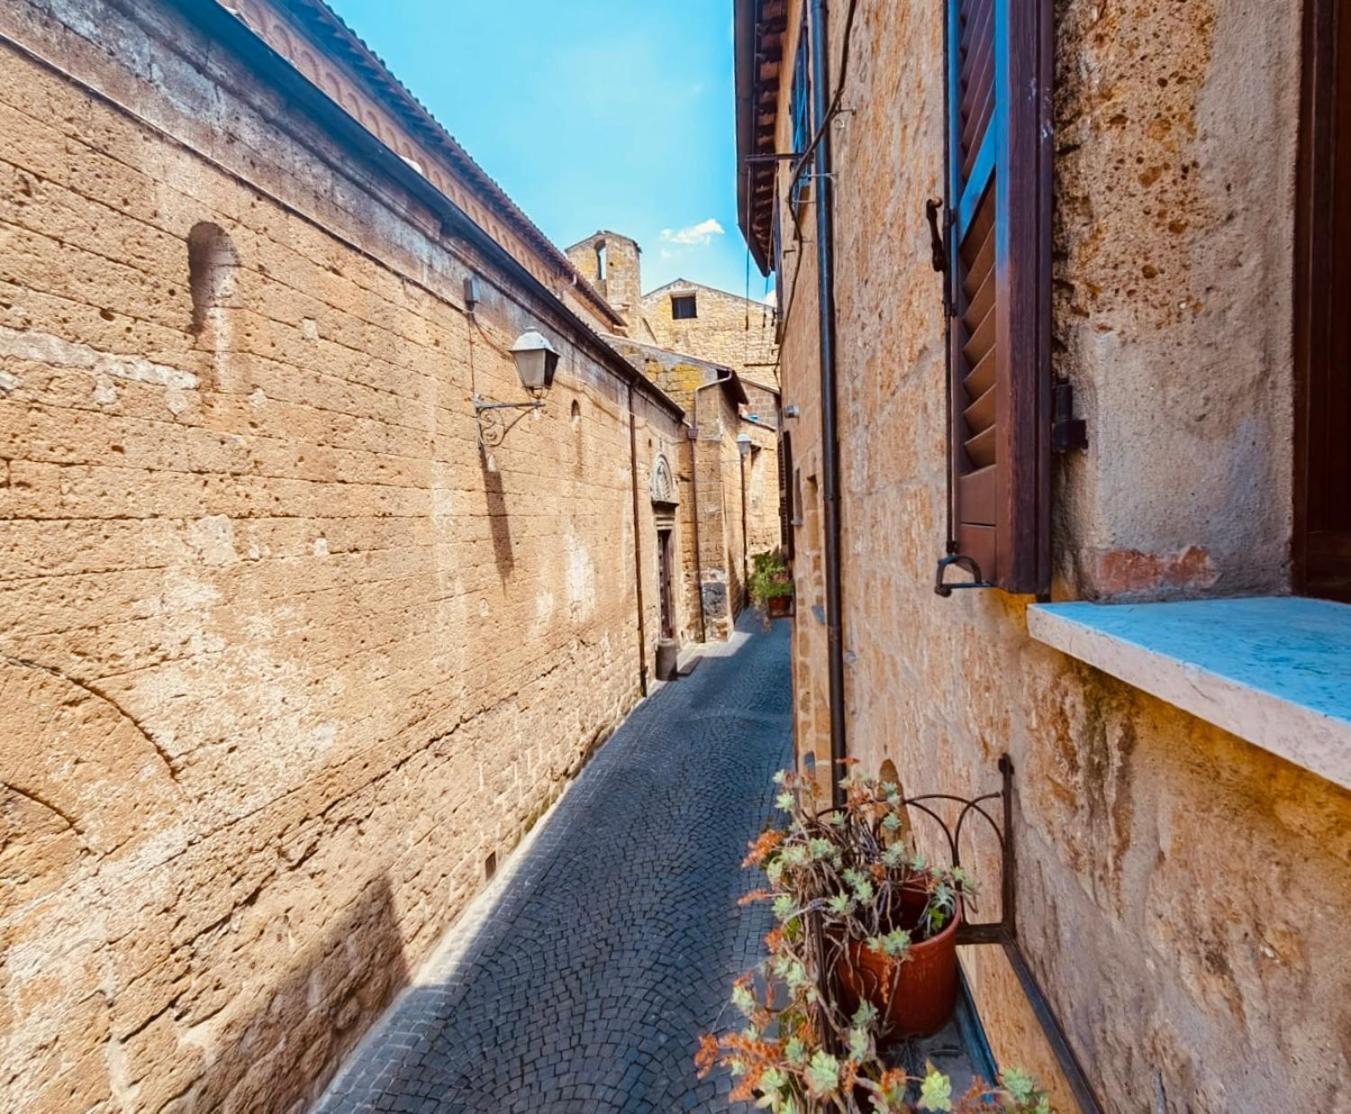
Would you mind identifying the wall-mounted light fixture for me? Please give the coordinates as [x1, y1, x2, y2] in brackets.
[473, 329, 559, 449]
[737, 432, 753, 457]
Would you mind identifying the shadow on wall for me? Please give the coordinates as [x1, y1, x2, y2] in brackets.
[192, 874, 411, 1112]
[479, 452, 515, 582]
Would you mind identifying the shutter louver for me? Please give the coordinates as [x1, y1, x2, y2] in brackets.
[946, 0, 1053, 594]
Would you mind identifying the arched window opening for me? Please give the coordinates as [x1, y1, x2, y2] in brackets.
[595, 240, 608, 282]
[188, 221, 239, 338]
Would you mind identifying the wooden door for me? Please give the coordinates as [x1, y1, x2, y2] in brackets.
[1297, 0, 1351, 600]
[657, 529, 675, 640]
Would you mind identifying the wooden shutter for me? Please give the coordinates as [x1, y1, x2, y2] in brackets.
[946, 0, 1053, 594]
[779, 430, 795, 560]
[1295, 0, 1351, 601]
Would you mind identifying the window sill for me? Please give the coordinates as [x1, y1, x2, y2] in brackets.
[1028, 596, 1351, 789]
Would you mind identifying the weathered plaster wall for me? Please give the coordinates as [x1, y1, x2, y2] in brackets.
[1052, 0, 1299, 599]
[0, 2, 681, 1110]
[771, 0, 1350, 1109]
[642, 280, 781, 387]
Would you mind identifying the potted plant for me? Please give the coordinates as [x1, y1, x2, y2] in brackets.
[697, 766, 1049, 1113]
[751, 549, 795, 619]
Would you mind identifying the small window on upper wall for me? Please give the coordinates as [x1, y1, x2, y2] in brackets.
[671, 294, 697, 320]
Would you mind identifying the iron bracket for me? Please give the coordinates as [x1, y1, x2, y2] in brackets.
[473, 395, 544, 450]
[1052, 381, 1088, 453]
[896, 756, 1104, 1114]
[934, 553, 993, 597]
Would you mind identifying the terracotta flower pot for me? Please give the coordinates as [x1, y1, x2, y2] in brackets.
[765, 594, 794, 619]
[837, 906, 960, 1039]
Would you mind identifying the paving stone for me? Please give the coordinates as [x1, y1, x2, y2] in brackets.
[314, 615, 792, 1112]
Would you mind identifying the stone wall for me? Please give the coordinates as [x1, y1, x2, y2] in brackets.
[767, 0, 1350, 1110]
[642, 280, 780, 387]
[563, 231, 643, 335]
[0, 2, 683, 1110]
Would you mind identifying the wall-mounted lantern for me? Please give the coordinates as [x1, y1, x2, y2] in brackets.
[509, 329, 559, 396]
[473, 329, 559, 449]
[737, 432, 753, 457]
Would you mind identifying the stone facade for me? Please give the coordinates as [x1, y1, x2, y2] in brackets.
[605, 339, 775, 641]
[643, 279, 780, 391]
[0, 1, 689, 1111]
[565, 230, 787, 636]
[739, 2, 1350, 1112]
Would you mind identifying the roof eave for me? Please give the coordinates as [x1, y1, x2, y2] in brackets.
[735, 0, 773, 276]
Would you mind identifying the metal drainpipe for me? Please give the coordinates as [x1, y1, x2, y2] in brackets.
[689, 376, 728, 642]
[627, 381, 649, 696]
[809, 0, 847, 808]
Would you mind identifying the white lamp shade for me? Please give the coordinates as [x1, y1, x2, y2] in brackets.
[510, 329, 560, 394]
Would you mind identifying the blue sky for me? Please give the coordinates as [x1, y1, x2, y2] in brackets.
[326, 0, 768, 300]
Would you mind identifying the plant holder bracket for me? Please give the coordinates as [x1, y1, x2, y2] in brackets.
[902, 755, 1105, 1114]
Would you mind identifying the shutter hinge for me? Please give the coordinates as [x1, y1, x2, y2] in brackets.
[1052, 381, 1087, 453]
[925, 199, 952, 317]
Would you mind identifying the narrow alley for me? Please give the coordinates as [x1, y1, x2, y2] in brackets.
[313, 617, 793, 1113]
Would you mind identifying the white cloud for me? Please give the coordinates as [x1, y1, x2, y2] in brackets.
[660, 218, 726, 247]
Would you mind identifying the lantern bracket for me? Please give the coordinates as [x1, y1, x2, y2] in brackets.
[473, 395, 544, 450]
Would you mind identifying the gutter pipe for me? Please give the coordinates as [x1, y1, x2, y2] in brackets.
[809, 0, 848, 808]
[628, 381, 649, 696]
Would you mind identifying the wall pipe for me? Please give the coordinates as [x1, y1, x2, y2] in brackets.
[627, 381, 649, 696]
[809, 0, 848, 809]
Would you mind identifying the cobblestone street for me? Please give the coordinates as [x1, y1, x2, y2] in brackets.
[315, 614, 793, 1112]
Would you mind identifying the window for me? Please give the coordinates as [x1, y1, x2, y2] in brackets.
[942, 0, 1053, 594]
[779, 431, 795, 559]
[595, 240, 607, 282]
[788, 15, 813, 221]
[671, 294, 697, 320]
[187, 221, 238, 338]
[1295, 0, 1351, 600]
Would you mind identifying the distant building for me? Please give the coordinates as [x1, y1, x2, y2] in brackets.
[567, 231, 785, 639]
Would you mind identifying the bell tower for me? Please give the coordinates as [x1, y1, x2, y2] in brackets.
[565, 230, 642, 333]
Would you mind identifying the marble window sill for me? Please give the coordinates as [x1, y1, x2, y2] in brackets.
[1028, 596, 1351, 790]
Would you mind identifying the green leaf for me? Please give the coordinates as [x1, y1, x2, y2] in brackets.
[784, 1036, 807, 1065]
[731, 982, 757, 1016]
[772, 894, 795, 922]
[1003, 1067, 1036, 1103]
[847, 1026, 869, 1060]
[918, 1068, 953, 1112]
[851, 1000, 878, 1027]
[809, 838, 835, 860]
[776, 792, 795, 812]
[804, 1051, 840, 1096]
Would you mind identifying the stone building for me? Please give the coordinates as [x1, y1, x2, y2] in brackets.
[0, 0, 700, 1110]
[736, 1, 1350, 1111]
[567, 230, 784, 639]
